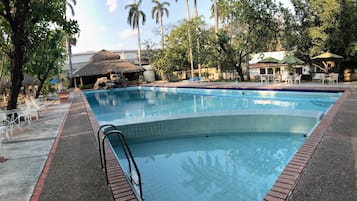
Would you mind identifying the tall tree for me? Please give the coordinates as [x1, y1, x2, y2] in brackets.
[151, 0, 170, 49]
[66, 0, 76, 16]
[0, 0, 79, 109]
[66, 0, 77, 79]
[308, 0, 341, 56]
[216, 0, 279, 81]
[210, 0, 221, 78]
[0, 0, 31, 109]
[152, 19, 217, 78]
[125, 0, 146, 68]
[24, 28, 67, 98]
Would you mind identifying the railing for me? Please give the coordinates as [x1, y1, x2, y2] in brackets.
[97, 125, 144, 200]
[97, 124, 117, 169]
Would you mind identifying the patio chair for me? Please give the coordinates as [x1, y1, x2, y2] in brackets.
[286, 75, 294, 84]
[24, 99, 40, 120]
[294, 74, 302, 84]
[312, 73, 325, 84]
[17, 107, 35, 125]
[328, 73, 338, 84]
[274, 74, 282, 83]
[260, 75, 267, 84]
[0, 110, 22, 138]
[0, 113, 10, 140]
[30, 98, 47, 110]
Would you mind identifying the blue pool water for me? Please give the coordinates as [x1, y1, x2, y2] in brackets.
[84, 87, 342, 200]
[112, 132, 305, 201]
[85, 87, 341, 126]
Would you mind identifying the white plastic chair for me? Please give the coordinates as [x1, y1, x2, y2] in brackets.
[0, 113, 10, 140]
[328, 73, 338, 84]
[260, 75, 267, 84]
[294, 74, 302, 84]
[17, 108, 33, 125]
[24, 100, 39, 120]
[286, 75, 294, 84]
[312, 73, 325, 84]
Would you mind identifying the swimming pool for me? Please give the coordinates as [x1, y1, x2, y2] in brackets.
[84, 87, 341, 200]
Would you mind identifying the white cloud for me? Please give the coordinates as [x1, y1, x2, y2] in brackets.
[106, 0, 117, 13]
[119, 29, 137, 40]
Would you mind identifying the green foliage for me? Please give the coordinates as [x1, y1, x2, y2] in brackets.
[151, 18, 217, 75]
[285, 0, 357, 60]
[216, 0, 279, 80]
[0, 0, 79, 107]
[125, 0, 146, 29]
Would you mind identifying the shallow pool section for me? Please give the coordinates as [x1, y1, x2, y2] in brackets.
[112, 132, 305, 201]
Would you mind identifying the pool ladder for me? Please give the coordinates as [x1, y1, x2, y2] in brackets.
[97, 124, 144, 200]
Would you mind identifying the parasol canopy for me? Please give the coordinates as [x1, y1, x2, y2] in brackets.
[258, 57, 280, 63]
[311, 52, 343, 60]
[279, 55, 304, 65]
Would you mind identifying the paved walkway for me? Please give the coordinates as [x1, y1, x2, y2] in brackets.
[0, 94, 113, 201]
[0, 101, 70, 201]
[0, 81, 356, 201]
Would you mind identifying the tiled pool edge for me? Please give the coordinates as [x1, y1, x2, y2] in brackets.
[263, 89, 348, 201]
[81, 92, 138, 201]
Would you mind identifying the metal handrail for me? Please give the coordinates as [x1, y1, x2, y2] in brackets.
[97, 124, 117, 169]
[101, 130, 144, 200]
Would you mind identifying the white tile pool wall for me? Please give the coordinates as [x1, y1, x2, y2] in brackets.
[117, 113, 318, 141]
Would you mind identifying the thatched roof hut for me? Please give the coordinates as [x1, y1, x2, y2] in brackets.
[72, 50, 144, 87]
[0, 74, 39, 89]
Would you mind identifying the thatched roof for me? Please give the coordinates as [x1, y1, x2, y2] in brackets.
[23, 74, 40, 86]
[89, 49, 120, 63]
[0, 74, 39, 89]
[72, 50, 143, 77]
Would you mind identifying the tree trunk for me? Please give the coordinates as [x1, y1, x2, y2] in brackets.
[159, 11, 164, 49]
[193, 0, 198, 17]
[5, 1, 30, 110]
[8, 35, 25, 110]
[35, 67, 51, 99]
[137, 24, 142, 68]
[67, 37, 73, 78]
[213, 0, 222, 79]
[185, 0, 194, 80]
[235, 59, 245, 81]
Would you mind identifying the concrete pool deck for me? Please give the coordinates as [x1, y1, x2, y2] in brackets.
[0, 81, 356, 200]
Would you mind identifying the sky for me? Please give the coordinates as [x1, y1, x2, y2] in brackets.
[70, 0, 293, 54]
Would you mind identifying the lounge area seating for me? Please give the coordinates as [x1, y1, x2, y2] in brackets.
[294, 74, 302, 84]
[327, 73, 338, 84]
[312, 73, 326, 84]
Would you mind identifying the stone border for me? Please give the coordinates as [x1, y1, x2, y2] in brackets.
[81, 92, 138, 201]
[264, 89, 347, 200]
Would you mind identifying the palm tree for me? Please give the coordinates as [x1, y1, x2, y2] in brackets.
[212, 0, 221, 78]
[65, 0, 76, 80]
[66, 0, 76, 17]
[193, 0, 198, 17]
[151, 0, 170, 49]
[172, 0, 194, 80]
[126, 0, 146, 68]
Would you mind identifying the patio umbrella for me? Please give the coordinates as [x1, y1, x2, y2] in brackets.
[311, 52, 343, 60]
[278, 55, 304, 65]
[311, 52, 343, 72]
[258, 57, 280, 64]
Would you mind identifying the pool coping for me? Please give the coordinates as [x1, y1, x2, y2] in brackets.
[263, 89, 347, 200]
[82, 85, 349, 201]
[82, 93, 138, 201]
